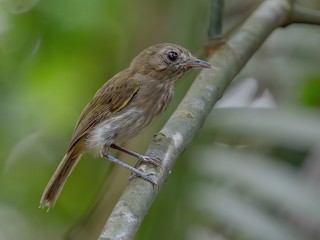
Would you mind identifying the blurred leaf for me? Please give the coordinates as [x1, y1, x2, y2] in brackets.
[190, 146, 320, 228]
[299, 75, 320, 107]
[206, 108, 320, 148]
[3, 131, 50, 172]
[186, 225, 227, 240]
[190, 186, 302, 240]
[0, 204, 34, 240]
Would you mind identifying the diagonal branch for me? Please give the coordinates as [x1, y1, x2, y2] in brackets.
[98, 0, 305, 239]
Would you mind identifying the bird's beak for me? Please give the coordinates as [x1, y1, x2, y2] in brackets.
[183, 57, 213, 69]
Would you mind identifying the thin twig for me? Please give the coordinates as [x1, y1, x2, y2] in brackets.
[98, 0, 294, 239]
[290, 5, 320, 25]
[208, 0, 224, 39]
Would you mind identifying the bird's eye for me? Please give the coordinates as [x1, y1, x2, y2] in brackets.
[167, 51, 179, 62]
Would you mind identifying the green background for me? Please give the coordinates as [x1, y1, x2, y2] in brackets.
[1, 0, 320, 239]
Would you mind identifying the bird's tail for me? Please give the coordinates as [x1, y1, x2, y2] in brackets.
[40, 150, 82, 210]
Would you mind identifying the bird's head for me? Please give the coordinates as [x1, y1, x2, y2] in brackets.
[130, 43, 212, 81]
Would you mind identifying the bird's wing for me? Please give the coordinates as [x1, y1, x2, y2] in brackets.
[68, 72, 139, 151]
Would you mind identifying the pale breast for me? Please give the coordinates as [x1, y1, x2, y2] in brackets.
[86, 79, 174, 151]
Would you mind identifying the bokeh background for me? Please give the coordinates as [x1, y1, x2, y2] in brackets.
[1, 0, 320, 239]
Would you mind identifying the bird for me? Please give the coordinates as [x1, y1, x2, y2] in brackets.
[40, 43, 212, 209]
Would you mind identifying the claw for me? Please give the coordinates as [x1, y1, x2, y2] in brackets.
[129, 172, 158, 188]
[138, 155, 162, 168]
[110, 144, 162, 169]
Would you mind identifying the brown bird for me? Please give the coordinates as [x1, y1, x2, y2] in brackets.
[40, 43, 212, 209]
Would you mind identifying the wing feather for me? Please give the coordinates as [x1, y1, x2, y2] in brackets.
[68, 70, 139, 150]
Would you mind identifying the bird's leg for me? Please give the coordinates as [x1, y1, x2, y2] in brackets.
[101, 146, 158, 186]
[110, 144, 162, 168]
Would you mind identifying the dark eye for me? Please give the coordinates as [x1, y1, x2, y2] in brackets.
[167, 51, 179, 62]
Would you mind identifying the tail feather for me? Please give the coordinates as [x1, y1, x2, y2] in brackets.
[40, 152, 82, 210]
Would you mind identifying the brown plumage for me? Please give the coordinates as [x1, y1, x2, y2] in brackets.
[40, 43, 212, 209]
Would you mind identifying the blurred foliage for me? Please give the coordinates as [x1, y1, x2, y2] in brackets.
[1, 0, 320, 240]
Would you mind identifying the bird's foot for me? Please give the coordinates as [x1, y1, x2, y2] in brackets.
[128, 172, 158, 189]
[136, 155, 162, 168]
[103, 148, 158, 187]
